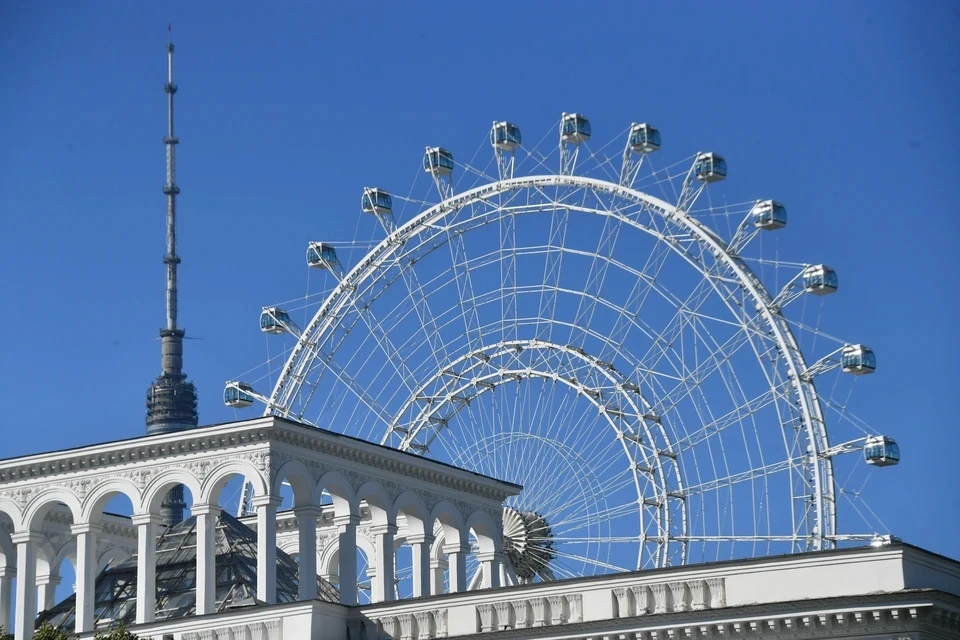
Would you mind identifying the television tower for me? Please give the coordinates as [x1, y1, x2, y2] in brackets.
[145, 26, 199, 526]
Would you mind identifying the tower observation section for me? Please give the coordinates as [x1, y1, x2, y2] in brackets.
[145, 33, 198, 526]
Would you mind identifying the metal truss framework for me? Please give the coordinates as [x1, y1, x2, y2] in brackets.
[233, 122, 892, 581]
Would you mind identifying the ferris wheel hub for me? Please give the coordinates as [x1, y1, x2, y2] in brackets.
[502, 506, 556, 582]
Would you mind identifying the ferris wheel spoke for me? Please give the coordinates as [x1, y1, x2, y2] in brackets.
[548, 548, 632, 574]
[569, 200, 628, 348]
[652, 322, 760, 420]
[550, 499, 641, 533]
[681, 455, 803, 498]
[534, 195, 571, 346]
[499, 206, 519, 343]
[596, 233, 675, 366]
[526, 435, 623, 520]
[444, 208, 485, 355]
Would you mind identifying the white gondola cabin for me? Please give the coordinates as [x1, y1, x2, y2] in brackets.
[561, 113, 591, 144]
[224, 382, 255, 408]
[260, 307, 292, 334]
[306, 242, 338, 269]
[694, 152, 727, 183]
[629, 123, 661, 154]
[752, 200, 787, 230]
[803, 265, 838, 295]
[423, 147, 454, 176]
[841, 344, 876, 375]
[361, 188, 392, 215]
[491, 121, 522, 151]
[863, 435, 899, 467]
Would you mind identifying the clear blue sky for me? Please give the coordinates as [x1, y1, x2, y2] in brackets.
[1, 0, 957, 564]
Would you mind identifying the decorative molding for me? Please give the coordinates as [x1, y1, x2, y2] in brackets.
[478, 602, 495, 632]
[493, 600, 513, 630]
[414, 610, 434, 639]
[432, 609, 448, 638]
[0, 420, 518, 505]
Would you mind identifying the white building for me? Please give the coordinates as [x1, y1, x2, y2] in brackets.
[0, 416, 957, 640]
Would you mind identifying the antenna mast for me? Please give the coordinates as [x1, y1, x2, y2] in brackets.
[146, 25, 199, 526]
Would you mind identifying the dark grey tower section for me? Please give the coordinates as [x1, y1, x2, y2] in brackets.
[146, 31, 199, 527]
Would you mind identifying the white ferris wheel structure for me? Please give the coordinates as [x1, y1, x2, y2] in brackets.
[224, 114, 899, 592]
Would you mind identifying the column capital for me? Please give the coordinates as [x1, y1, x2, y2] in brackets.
[476, 551, 504, 563]
[131, 513, 165, 527]
[406, 534, 435, 546]
[292, 505, 324, 519]
[35, 574, 62, 587]
[333, 514, 360, 528]
[191, 503, 221, 517]
[0, 566, 15, 579]
[442, 542, 471, 555]
[10, 531, 44, 545]
[70, 522, 103, 536]
[369, 523, 398, 536]
[251, 495, 283, 509]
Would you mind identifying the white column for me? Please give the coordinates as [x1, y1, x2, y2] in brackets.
[132, 513, 162, 624]
[430, 557, 448, 595]
[252, 496, 281, 605]
[370, 524, 397, 603]
[477, 551, 502, 589]
[408, 535, 433, 598]
[294, 506, 321, 601]
[444, 542, 470, 593]
[334, 514, 359, 605]
[36, 574, 60, 613]
[12, 531, 40, 640]
[71, 523, 100, 634]
[193, 504, 219, 615]
[0, 567, 14, 631]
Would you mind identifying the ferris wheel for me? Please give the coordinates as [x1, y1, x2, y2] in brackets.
[225, 114, 899, 585]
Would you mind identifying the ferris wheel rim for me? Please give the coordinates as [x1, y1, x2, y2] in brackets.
[263, 171, 837, 554]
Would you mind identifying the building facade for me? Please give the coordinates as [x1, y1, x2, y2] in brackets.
[0, 417, 956, 640]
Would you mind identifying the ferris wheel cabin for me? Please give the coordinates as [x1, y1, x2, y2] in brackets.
[752, 200, 787, 230]
[223, 382, 255, 408]
[694, 153, 727, 183]
[260, 307, 292, 334]
[803, 265, 838, 295]
[361, 188, 393, 215]
[491, 121, 522, 151]
[306, 242, 338, 269]
[841, 344, 876, 375]
[863, 435, 900, 467]
[561, 113, 591, 144]
[629, 123, 661, 154]
[423, 147, 455, 176]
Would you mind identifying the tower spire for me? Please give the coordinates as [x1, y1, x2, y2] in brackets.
[146, 27, 199, 525]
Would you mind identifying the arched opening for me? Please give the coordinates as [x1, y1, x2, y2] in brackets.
[315, 472, 358, 605]
[11, 492, 82, 638]
[356, 482, 395, 603]
[466, 511, 502, 590]
[392, 491, 429, 599]
[139, 472, 206, 621]
[430, 502, 467, 594]
[321, 535, 374, 605]
[199, 462, 273, 609]
[270, 461, 340, 603]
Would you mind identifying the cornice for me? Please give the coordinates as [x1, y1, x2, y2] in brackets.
[0, 424, 272, 483]
[0, 417, 519, 503]
[270, 427, 518, 502]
